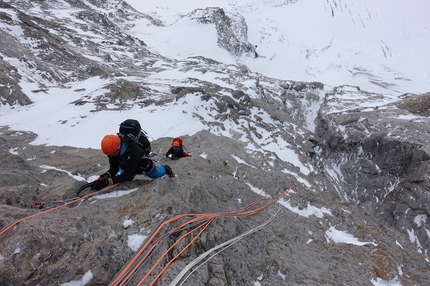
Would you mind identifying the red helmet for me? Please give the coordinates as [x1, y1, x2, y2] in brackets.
[101, 135, 121, 155]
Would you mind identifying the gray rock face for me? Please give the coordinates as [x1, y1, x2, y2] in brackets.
[0, 61, 31, 105]
[0, 0, 430, 285]
[315, 86, 430, 253]
[188, 7, 255, 57]
[1, 129, 429, 285]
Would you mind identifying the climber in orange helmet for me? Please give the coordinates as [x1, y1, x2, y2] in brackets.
[92, 134, 174, 190]
[165, 138, 191, 160]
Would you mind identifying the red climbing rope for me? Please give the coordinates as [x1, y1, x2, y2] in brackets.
[0, 183, 119, 236]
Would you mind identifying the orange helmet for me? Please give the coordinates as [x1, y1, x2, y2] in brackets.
[101, 135, 121, 155]
[172, 141, 180, 147]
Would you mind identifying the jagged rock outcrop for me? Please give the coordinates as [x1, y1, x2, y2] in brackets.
[0, 0, 258, 108]
[1, 128, 430, 286]
[315, 86, 430, 252]
[0, 65, 31, 105]
[0, 0, 154, 107]
[188, 7, 256, 57]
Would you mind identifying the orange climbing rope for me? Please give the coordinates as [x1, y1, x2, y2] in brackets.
[109, 187, 296, 286]
[109, 193, 274, 286]
[139, 218, 215, 286]
[0, 183, 119, 236]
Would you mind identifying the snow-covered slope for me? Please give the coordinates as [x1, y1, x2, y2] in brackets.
[0, 0, 429, 285]
[130, 0, 430, 95]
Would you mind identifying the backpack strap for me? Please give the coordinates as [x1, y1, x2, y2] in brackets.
[119, 141, 128, 156]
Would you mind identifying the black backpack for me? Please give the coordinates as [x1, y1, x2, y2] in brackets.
[117, 119, 152, 156]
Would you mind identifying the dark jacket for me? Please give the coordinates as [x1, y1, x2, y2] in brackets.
[107, 142, 165, 183]
[165, 146, 191, 160]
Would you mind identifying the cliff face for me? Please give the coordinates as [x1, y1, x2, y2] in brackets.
[0, 0, 429, 285]
[315, 88, 430, 252]
[1, 128, 429, 286]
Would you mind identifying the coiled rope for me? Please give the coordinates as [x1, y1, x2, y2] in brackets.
[110, 187, 296, 286]
[170, 204, 283, 286]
